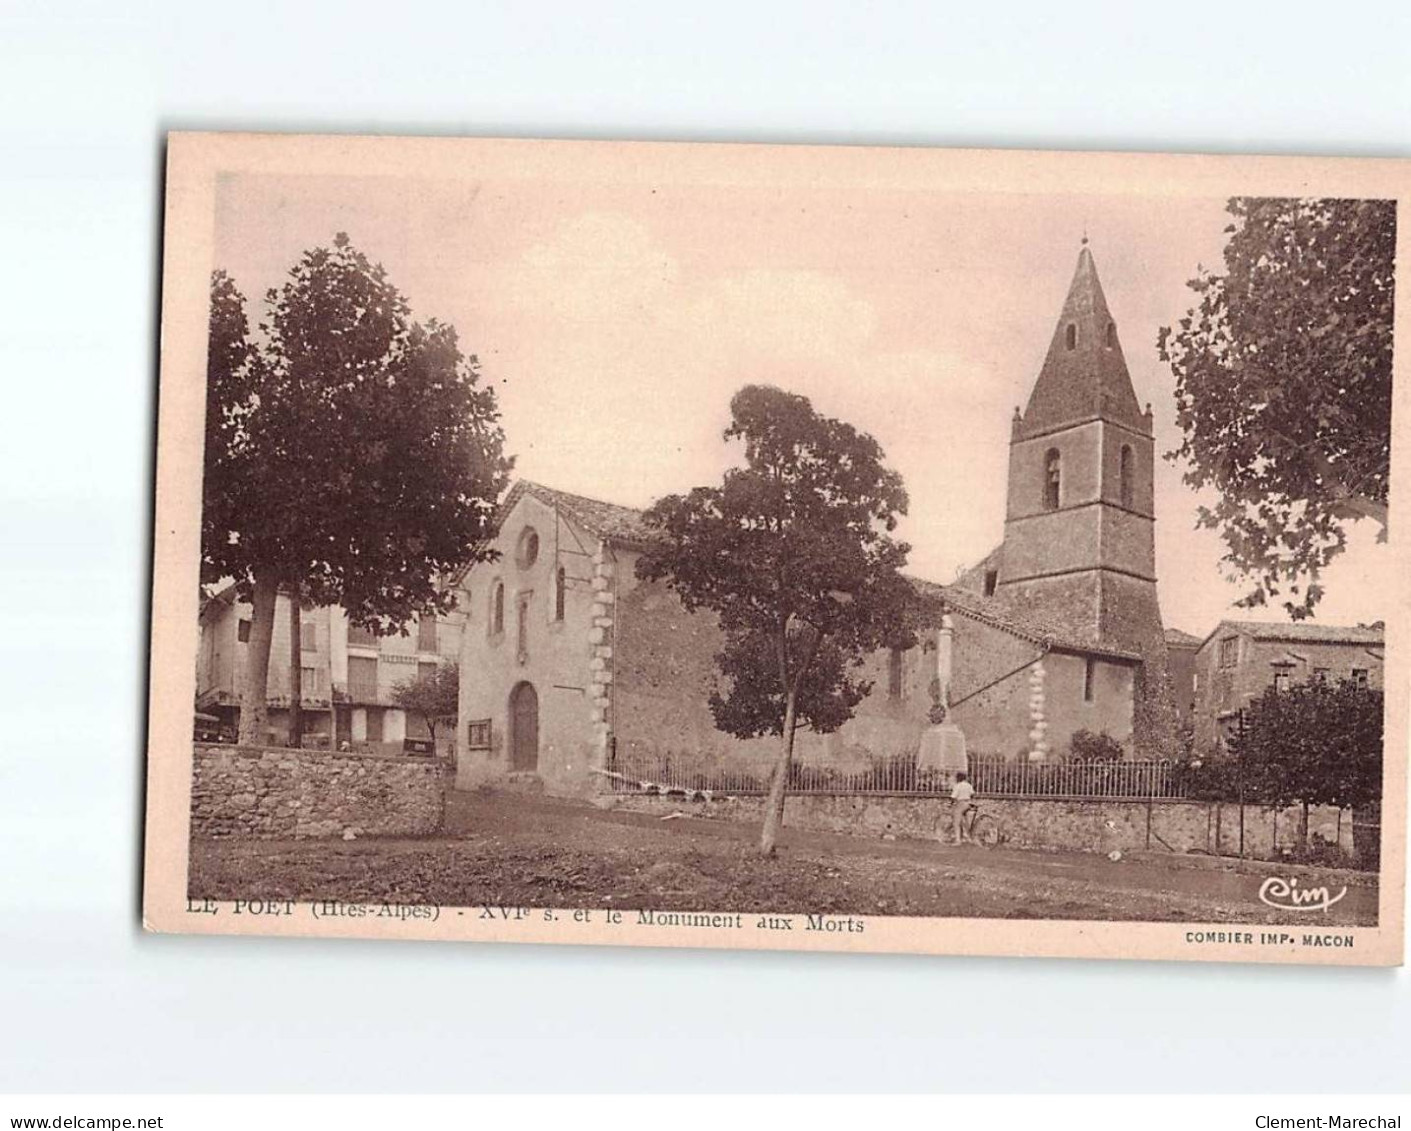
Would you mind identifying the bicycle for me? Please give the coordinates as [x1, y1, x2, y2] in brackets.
[957, 802, 1005, 848]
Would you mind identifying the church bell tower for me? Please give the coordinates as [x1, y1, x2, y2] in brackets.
[995, 241, 1175, 755]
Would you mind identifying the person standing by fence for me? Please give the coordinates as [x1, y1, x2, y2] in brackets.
[950, 772, 976, 844]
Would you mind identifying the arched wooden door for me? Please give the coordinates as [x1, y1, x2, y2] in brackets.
[508, 681, 539, 771]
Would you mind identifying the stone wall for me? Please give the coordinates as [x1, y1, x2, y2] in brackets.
[613, 565, 934, 776]
[191, 744, 449, 839]
[945, 615, 1045, 760]
[604, 791, 1362, 864]
[1166, 639, 1199, 729]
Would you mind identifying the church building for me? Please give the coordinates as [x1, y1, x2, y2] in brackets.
[454, 245, 1176, 796]
[955, 240, 1176, 755]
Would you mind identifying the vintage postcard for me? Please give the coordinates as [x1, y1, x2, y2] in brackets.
[144, 132, 1409, 965]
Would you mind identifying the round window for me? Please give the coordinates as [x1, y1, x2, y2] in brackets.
[516, 527, 540, 569]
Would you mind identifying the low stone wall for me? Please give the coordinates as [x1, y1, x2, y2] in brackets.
[192, 744, 450, 839]
[603, 791, 1362, 863]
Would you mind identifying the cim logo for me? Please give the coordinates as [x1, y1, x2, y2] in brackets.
[1258, 875, 1348, 913]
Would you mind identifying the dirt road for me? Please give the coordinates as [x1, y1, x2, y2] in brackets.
[189, 789, 1377, 926]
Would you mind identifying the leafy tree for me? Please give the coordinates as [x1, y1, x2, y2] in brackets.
[1226, 678, 1384, 847]
[202, 234, 512, 745]
[636, 385, 917, 855]
[1067, 729, 1125, 763]
[392, 661, 460, 746]
[1159, 197, 1395, 619]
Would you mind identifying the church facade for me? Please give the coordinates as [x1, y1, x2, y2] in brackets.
[454, 246, 1176, 796]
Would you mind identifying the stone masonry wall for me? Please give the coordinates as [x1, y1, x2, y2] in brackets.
[606, 791, 1360, 863]
[191, 744, 449, 839]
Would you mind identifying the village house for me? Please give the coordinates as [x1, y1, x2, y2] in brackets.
[1163, 627, 1203, 731]
[454, 244, 1178, 796]
[1190, 619, 1385, 752]
[196, 585, 464, 753]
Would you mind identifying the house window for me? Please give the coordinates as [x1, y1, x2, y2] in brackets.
[1119, 445, 1134, 508]
[1044, 449, 1061, 510]
[983, 569, 998, 597]
[417, 614, 438, 652]
[348, 622, 377, 648]
[1313, 667, 1330, 683]
[490, 582, 504, 636]
[238, 618, 251, 643]
[555, 566, 566, 621]
[1106, 321, 1116, 349]
[1352, 668, 1369, 689]
[347, 655, 378, 703]
[300, 621, 317, 652]
[1272, 669, 1290, 694]
[300, 666, 318, 696]
[1219, 637, 1239, 670]
[1065, 323, 1077, 351]
[887, 648, 903, 699]
[1084, 657, 1096, 702]
[466, 719, 491, 750]
[516, 527, 540, 570]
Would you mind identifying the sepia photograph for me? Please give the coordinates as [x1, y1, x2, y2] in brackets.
[144, 133, 1408, 965]
[12, 0, 1411, 1116]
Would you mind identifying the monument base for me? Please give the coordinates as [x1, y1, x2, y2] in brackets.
[917, 723, 967, 778]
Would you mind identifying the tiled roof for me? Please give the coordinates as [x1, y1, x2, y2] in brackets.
[1164, 627, 1203, 648]
[1201, 619, 1385, 652]
[505, 480, 662, 547]
[911, 576, 1140, 662]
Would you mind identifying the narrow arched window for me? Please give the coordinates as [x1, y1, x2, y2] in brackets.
[1065, 323, 1077, 351]
[554, 566, 566, 621]
[1106, 321, 1116, 349]
[1119, 444, 1134, 508]
[491, 581, 504, 636]
[1044, 449, 1061, 510]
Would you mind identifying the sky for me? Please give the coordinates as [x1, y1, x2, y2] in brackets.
[211, 164, 1394, 639]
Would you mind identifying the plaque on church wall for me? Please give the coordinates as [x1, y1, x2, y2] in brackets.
[145, 133, 1409, 966]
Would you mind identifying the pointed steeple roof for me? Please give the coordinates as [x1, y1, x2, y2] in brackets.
[1016, 243, 1149, 438]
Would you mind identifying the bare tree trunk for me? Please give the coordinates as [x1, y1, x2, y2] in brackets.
[288, 596, 303, 748]
[237, 575, 278, 746]
[328, 621, 338, 751]
[759, 692, 799, 856]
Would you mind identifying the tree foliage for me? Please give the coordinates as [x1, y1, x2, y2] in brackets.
[1159, 197, 1395, 619]
[1067, 729, 1125, 763]
[707, 627, 874, 740]
[1183, 678, 1386, 830]
[392, 661, 461, 743]
[203, 234, 512, 743]
[636, 384, 917, 853]
[1224, 679, 1384, 813]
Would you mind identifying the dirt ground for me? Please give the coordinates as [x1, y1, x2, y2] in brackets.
[188, 788, 1379, 925]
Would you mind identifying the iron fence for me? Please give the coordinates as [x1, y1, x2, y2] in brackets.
[969, 756, 1186, 799]
[604, 748, 1188, 800]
